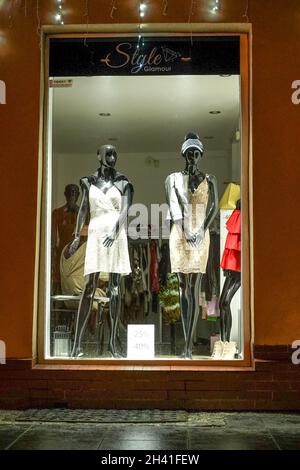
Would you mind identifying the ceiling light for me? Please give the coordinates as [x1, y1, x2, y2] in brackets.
[99, 113, 111, 117]
[108, 137, 118, 142]
[209, 111, 221, 115]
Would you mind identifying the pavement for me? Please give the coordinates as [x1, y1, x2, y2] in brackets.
[0, 411, 300, 450]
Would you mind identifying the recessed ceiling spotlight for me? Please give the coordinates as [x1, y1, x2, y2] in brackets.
[99, 113, 111, 117]
[108, 137, 118, 141]
[209, 111, 221, 115]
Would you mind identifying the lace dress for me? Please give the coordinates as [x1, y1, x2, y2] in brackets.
[169, 174, 210, 274]
[84, 184, 131, 276]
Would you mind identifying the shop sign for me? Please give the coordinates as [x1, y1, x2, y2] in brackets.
[49, 79, 73, 88]
[100, 42, 182, 74]
[127, 325, 155, 359]
[50, 37, 240, 77]
[0, 80, 6, 104]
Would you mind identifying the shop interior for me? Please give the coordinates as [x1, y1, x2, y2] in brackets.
[48, 73, 242, 360]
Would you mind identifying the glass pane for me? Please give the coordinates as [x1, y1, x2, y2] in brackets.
[46, 37, 243, 361]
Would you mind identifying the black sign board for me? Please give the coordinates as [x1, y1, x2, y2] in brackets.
[49, 36, 240, 77]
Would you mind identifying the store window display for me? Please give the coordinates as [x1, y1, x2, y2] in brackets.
[46, 36, 245, 362]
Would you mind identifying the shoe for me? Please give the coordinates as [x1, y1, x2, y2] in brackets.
[222, 341, 237, 360]
[211, 341, 224, 360]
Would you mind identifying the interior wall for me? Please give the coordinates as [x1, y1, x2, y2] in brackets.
[1, 0, 300, 358]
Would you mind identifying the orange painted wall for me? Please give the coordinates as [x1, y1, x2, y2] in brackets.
[0, 0, 300, 359]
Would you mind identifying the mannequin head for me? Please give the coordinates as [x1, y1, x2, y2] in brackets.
[64, 184, 80, 210]
[181, 132, 204, 170]
[97, 145, 118, 169]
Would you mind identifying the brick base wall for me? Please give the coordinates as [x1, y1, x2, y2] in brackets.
[0, 346, 299, 410]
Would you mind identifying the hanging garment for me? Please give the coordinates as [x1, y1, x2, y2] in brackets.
[159, 242, 171, 287]
[150, 240, 160, 294]
[52, 205, 78, 284]
[220, 209, 241, 272]
[168, 173, 210, 274]
[84, 185, 131, 276]
[159, 273, 180, 324]
[219, 183, 241, 210]
[60, 243, 107, 310]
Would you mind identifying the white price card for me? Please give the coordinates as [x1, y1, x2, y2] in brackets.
[127, 325, 155, 359]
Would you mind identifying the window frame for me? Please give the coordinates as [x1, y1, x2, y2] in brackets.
[35, 23, 253, 369]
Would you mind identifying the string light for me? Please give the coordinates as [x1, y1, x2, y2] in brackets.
[162, 0, 168, 16]
[83, 0, 89, 47]
[139, 2, 147, 18]
[55, 0, 64, 25]
[211, 0, 220, 14]
[110, 0, 117, 19]
[243, 0, 249, 22]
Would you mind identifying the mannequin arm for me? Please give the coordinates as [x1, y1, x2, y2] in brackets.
[165, 175, 197, 247]
[103, 184, 132, 248]
[196, 175, 219, 245]
[65, 180, 89, 258]
[204, 174, 219, 231]
[195, 174, 219, 245]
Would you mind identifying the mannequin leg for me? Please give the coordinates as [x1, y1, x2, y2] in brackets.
[219, 276, 232, 342]
[177, 273, 189, 342]
[185, 273, 203, 359]
[222, 276, 241, 342]
[108, 273, 123, 358]
[71, 272, 100, 357]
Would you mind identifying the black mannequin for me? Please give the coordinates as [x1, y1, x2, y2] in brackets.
[219, 199, 241, 343]
[166, 133, 219, 359]
[67, 145, 133, 358]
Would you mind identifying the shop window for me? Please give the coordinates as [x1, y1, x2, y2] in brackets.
[43, 34, 249, 363]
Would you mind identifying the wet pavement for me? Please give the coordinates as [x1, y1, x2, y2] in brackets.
[0, 411, 300, 450]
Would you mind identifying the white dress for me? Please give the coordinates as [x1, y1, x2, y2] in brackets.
[84, 184, 131, 276]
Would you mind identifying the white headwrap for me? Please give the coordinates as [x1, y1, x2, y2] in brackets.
[181, 138, 204, 156]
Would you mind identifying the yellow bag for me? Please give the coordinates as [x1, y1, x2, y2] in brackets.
[219, 183, 241, 209]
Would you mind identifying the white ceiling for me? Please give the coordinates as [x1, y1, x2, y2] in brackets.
[52, 75, 241, 154]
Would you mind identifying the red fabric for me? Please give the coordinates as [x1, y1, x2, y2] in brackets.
[220, 209, 241, 272]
